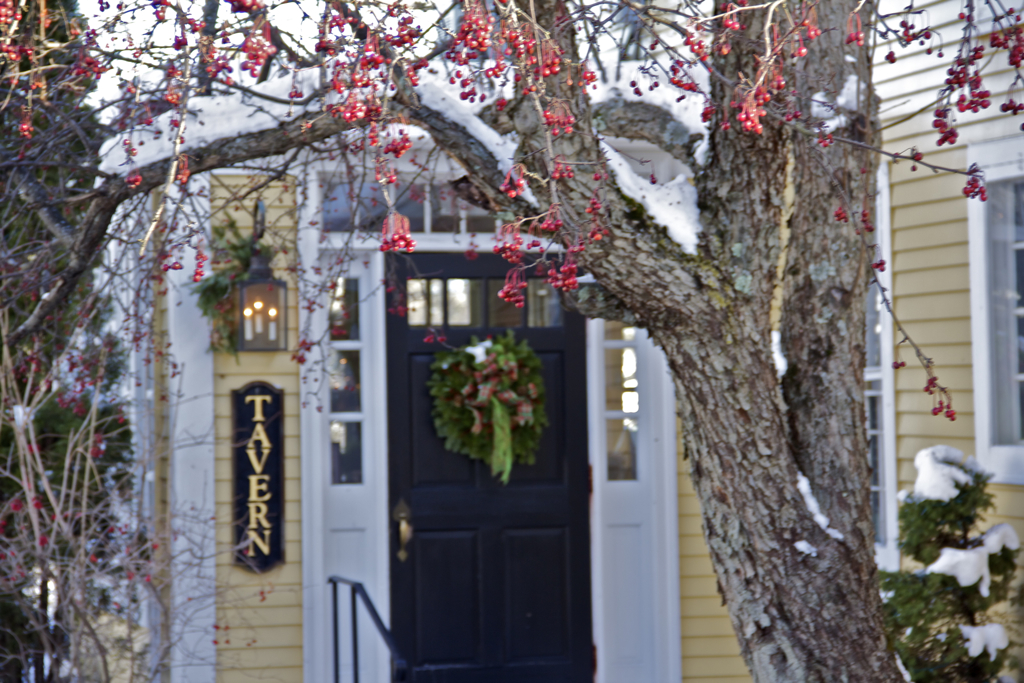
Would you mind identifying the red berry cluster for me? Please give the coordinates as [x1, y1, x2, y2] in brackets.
[380, 212, 416, 253]
[834, 206, 848, 222]
[538, 206, 563, 233]
[0, 0, 21, 25]
[542, 103, 575, 136]
[384, 13, 420, 50]
[225, 0, 262, 13]
[932, 107, 958, 146]
[241, 24, 277, 78]
[494, 221, 524, 264]
[963, 168, 987, 200]
[383, 130, 412, 159]
[445, 0, 493, 66]
[498, 268, 527, 308]
[731, 87, 768, 134]
[193, 247, 208, 282]
[845, 13, 865, 46]
[551, 159, 574, 180]
[871, 259, 886, 272]
[546, 258, 579, 291]
[1000, 98, 1024, 114]
[501, 166, 527, 198]
[931, 399, 956, 420]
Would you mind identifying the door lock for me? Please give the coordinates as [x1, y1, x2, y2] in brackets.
[392, 499, 413, 562]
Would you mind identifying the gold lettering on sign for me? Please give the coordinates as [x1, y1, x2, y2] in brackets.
[248, 502, 270, 529]
[246, 422, 272, 473]
[243, 394, 276, 558]
[248, 474, 271, 502]
[245, 395, 272, 421]
[247, 529, 272, 555]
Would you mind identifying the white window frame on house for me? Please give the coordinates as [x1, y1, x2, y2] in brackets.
[968, 137, 1024, 485]
[874, 163, 900, 571]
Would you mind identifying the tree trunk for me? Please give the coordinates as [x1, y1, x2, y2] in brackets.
[503, 0, 901, 679]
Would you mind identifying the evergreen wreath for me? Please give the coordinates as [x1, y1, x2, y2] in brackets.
[427, 331, 547, 483]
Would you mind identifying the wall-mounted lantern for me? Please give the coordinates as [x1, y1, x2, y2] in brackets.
[238, 201, 287, 352]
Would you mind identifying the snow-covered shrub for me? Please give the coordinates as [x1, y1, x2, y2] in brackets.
[880, 446, 1020, 682]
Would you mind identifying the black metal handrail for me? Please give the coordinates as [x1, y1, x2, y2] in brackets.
[327, 575, 408, 683]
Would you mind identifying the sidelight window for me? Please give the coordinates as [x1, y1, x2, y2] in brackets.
[329, 277, 364, 484]
[604, 321, 640, 481]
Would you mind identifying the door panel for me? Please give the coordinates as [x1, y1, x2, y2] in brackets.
[387, 253, 592, 683]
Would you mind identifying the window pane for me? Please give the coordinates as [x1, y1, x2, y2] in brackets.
[487, 279, 522, 327]
[408, 279, 428, 326]
[323, 181, 385, 232]
[394, 183, 426, 233]
[330, 278, 360, 341]
[605, 348, 639, 412]
[1014, 182, 1024, 242]
[527, 279, 562, 327]
[1018, 315, 1024, 374]
[607, 418, 638, 480]
[865, 290, 881, 368]
[1019, 381, 1024, 442]
[871, 491, 881, 543]
[604, 321, 636, 341]
[867, 396, 878, 430]
[1016, 248, 1024, 302]
[868, 435, 879, 486]
[429, 279, 445, 326]
[331, 422, 363, 484]
[431, 185, 460, 233]
[447, 279, 482, 327]
[465, 201, 495, 233]
[989, 182, 1020, 443]
[329, 350, 361, 412]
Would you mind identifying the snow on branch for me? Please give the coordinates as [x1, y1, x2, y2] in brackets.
[926, 525, 1020, 598]
[599, 141, 700, 253]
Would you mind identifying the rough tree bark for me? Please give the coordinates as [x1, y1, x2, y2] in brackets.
[496, 0, 899, 680]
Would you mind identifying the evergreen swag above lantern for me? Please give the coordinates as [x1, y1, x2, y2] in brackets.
[427, 331, 548, 484]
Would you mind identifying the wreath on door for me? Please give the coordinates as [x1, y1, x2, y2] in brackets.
[427, 331, 547, 484]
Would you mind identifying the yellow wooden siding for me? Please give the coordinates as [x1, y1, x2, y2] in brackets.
[878, 1, 1024, 668]
[677, 444, 751, 682]
[208, 175, 304, 681]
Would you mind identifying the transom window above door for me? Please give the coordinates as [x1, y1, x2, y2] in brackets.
[323, 180, 497, 234]
[406, 277, 562, 328]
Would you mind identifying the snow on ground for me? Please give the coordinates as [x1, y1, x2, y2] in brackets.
[926, 524, 1019, 597]
[600, 142, 701, 253]
[960, 623, 1009, 660]
[796, 472, 844, 540]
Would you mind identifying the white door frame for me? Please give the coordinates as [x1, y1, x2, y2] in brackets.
[588, 319, 682, 683]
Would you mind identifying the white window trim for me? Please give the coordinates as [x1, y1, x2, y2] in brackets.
[875, 162, 900, 571]
[968, 137, 1024, 485]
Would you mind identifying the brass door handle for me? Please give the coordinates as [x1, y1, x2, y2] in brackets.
[392, 499, 413, 562]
